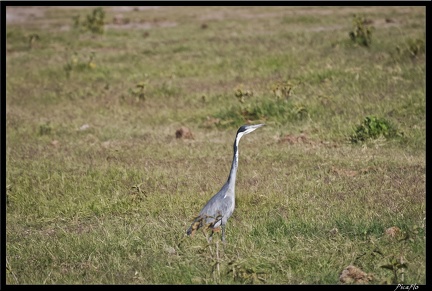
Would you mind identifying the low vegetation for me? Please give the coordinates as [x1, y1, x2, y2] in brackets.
[6, 6, 425, 284]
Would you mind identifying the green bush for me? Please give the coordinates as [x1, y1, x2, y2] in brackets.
[350, 116, 401, 143]
[349, 15, 374, 47]
[72, 7, 105, 34]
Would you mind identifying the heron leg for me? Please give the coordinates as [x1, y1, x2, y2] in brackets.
[204, 228, 214, 244]
[221, 225, 226, 243]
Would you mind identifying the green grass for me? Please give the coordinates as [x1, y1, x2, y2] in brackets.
[6, 6, 425, 284]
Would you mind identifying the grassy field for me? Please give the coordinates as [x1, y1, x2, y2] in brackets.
[5, 6, 425, 284]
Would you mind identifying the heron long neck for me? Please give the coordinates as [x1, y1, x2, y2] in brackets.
[227, 135, 241, 191]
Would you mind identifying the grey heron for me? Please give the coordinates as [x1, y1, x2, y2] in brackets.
[186, 123, 265, 242]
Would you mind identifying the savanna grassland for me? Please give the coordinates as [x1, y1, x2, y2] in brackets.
[5, 6, 425, 284]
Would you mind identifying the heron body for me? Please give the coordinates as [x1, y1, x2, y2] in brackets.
[186, 123, 265, 241]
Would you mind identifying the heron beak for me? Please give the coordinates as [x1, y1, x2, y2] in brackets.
[250, 124, 265, 130]
[245, 123, 265, 134]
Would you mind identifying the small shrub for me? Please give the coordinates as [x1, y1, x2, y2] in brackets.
[227, 260, 267, 284]
[128, 81, 146, 101]
[63, 51, 97, 78]
[406, 38, 425, 58]
[350, 116, 401, 143]
[234, 85, 253, 104]
[39, 122, 52, 136]
[394, 36, 425, 60]
[28, 33, 40, 49]
[380, 256, 408, 284]
[72, 7, 105, 34]
[349, 14, 374, 47]
[271, 80, 300, 100]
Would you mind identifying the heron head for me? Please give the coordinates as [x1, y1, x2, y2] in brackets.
[237, 123, 265, 135]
